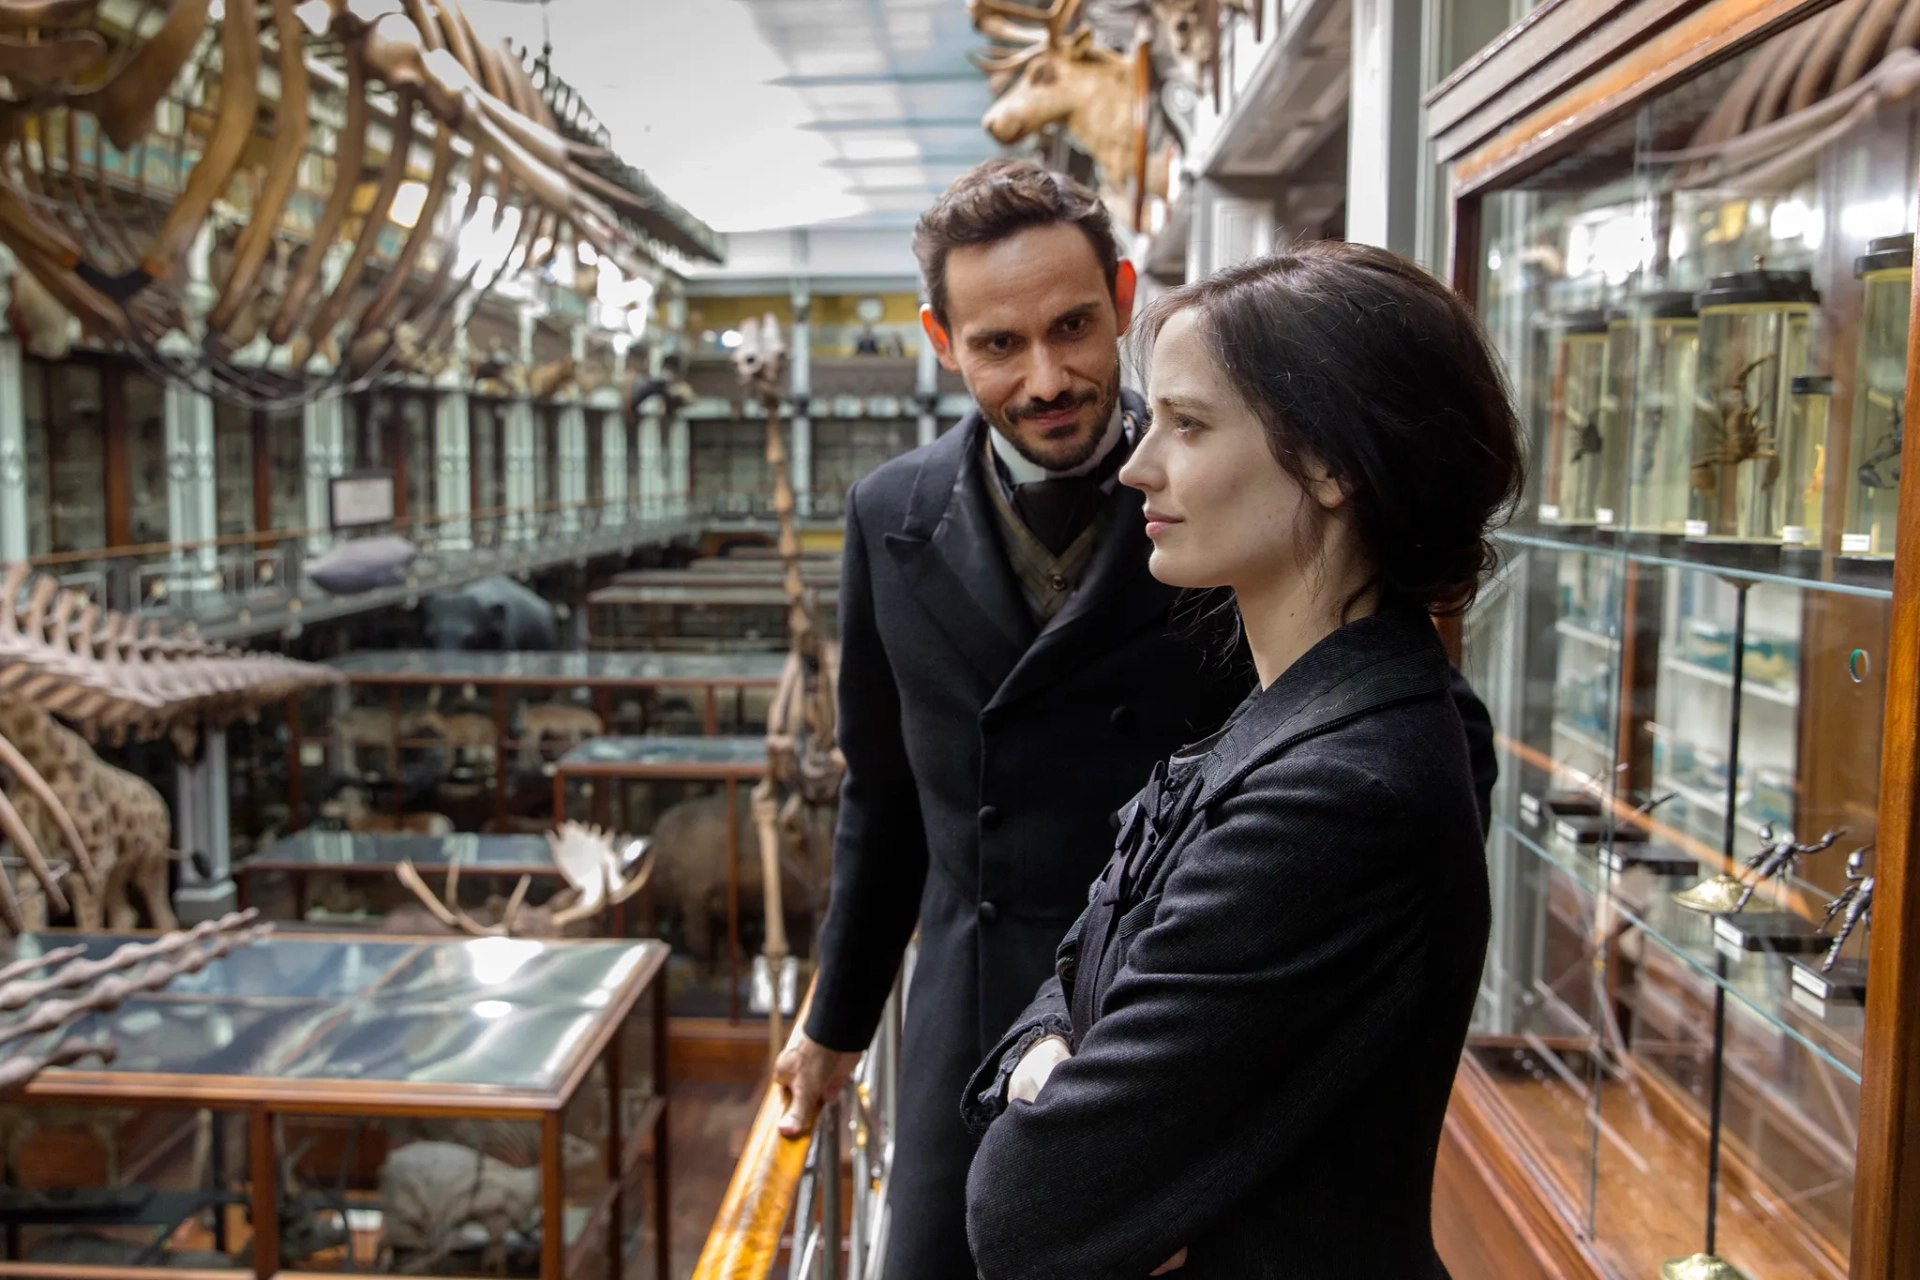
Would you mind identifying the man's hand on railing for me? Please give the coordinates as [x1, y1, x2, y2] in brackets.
[773, 1026, 863, 1139]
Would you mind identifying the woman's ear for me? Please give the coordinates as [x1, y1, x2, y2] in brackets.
[1306, 465, 1349, 511]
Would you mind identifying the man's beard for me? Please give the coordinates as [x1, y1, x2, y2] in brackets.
[983, 365, 1123, 473]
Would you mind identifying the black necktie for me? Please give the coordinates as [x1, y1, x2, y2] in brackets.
[1012, 477, 1104, 556]
[1007, 433, 1129, 556]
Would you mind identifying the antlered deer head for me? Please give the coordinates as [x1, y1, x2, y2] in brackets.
[970, 0, 1161, 205]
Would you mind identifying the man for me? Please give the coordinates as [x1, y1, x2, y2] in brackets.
[775, 160, 1493, 1277]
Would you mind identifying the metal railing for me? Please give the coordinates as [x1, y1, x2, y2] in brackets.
[694, 950, 909, 1280]
[20, 491, 706, 636]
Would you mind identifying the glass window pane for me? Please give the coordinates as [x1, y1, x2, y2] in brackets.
[124, 368, 167, 547]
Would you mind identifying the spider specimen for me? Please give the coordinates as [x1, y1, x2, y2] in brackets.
[1820, 846, 1875, 971]
[1691, 354, 1780, 497]
[1857, 404, 1903, 491]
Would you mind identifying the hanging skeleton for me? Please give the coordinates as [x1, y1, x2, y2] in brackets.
[0, 0, 717, 407]
[1652, 0, 1920, 189]
[732, 314, 844, 1054]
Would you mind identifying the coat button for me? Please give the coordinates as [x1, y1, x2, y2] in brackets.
[979, 804, 1000, 830]
[1048, 572, 1069, 592]
[1110, 705, 1136, 730]
[978, 899, 999, 923]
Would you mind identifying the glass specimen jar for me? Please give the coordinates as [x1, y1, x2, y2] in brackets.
[1625, 292, 1699, 536]
[1542, 309, 1610, 525]
[1843, 232, 1910, 559]
[1688, 268, 1817, 543]
[1780, 375, 1831, 549]
[1594, 310, 1635, 529]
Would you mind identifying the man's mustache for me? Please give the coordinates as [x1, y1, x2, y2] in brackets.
[1010, 388, 1097, 421]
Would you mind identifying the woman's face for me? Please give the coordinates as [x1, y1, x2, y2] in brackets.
[1120, 307, 1327, 592]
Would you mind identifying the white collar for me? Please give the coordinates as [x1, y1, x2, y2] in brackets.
[987, 402, 1125, 485]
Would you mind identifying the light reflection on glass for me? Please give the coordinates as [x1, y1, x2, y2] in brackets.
[464, 936, 544, 986]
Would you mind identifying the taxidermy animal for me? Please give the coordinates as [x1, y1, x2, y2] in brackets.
[528, 355, 576, 399]
[306, 536, 419, 595]
[5, 268, 75, 360]
[394, 821, 651, 938]
[516, 702, 603, 765]
[970, 0, 1171, 207]
[422, 576, 559, 651]
[650, 791, 825, 966]
[320, 785, 453, 835]
[0, 700, 177, 930]
[330, 706, 400, 778]
[379, 1135, 598, 1275]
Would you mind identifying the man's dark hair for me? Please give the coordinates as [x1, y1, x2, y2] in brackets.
[1131, 240, 1526, 617]
[914, 158, 1120, 329]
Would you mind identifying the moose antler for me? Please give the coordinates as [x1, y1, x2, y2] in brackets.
[393, 823, 650, 936]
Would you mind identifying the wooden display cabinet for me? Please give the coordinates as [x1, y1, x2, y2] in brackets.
[1432, 4, 1920, 1277]
[291, 651, 787, 829]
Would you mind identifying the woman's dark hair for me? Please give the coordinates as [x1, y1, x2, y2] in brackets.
[1132, 240, 1525, 617]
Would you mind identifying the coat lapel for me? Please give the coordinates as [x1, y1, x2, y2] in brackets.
[883, 414, 1034, 690]
[987, 480, 1177, 713]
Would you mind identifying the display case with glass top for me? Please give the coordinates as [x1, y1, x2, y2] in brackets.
[1429, 3, 1920, 1277]
[0, 932, 670, 1279]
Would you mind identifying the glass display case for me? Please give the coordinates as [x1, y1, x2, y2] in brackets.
[1435, 4, 1920, 1276]
[0, 933, 670, 1279]
[1844, 234, 1910, 560]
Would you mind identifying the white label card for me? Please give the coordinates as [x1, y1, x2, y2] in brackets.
[1685, 519, 1710, 537]
[1842, 533, 1873, 554]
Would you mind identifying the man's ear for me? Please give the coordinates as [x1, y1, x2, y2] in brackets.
[920, 304, 961, 372]
[1114, 260, 1138, 336]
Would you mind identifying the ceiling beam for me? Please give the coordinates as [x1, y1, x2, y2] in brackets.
[801, 116, 984, 131]
[819, 153, 987, 168]
[773, 70, 982, 86]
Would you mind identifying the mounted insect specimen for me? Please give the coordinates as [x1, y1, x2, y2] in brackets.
[1672, 822, 1846, 915]
[1820, 846, 1874, 971]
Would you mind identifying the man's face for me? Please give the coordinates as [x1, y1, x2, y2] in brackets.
[930, 222, 1130, 472]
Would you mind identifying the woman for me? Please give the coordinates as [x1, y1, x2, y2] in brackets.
[961, 242, 1524, 1279]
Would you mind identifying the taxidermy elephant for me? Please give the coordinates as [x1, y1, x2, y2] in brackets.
[649, 790, 829, 966]
[422, 576, 559, 650]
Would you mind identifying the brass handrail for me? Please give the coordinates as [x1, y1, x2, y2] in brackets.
[694, 955, 906, 1280]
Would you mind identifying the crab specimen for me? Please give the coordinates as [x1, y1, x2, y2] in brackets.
[1691, 354, 1780, 496]
[1820, 845, 1875, 971]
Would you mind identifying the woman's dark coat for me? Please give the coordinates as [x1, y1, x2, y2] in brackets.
[964, 608, 1492, 1280]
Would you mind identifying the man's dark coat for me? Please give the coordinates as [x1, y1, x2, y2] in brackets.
[805, 403, 1494, 1279]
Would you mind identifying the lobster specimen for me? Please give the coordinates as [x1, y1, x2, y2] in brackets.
[1821, 845, 1875, 971]
[1691, 354, 1780, 497]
